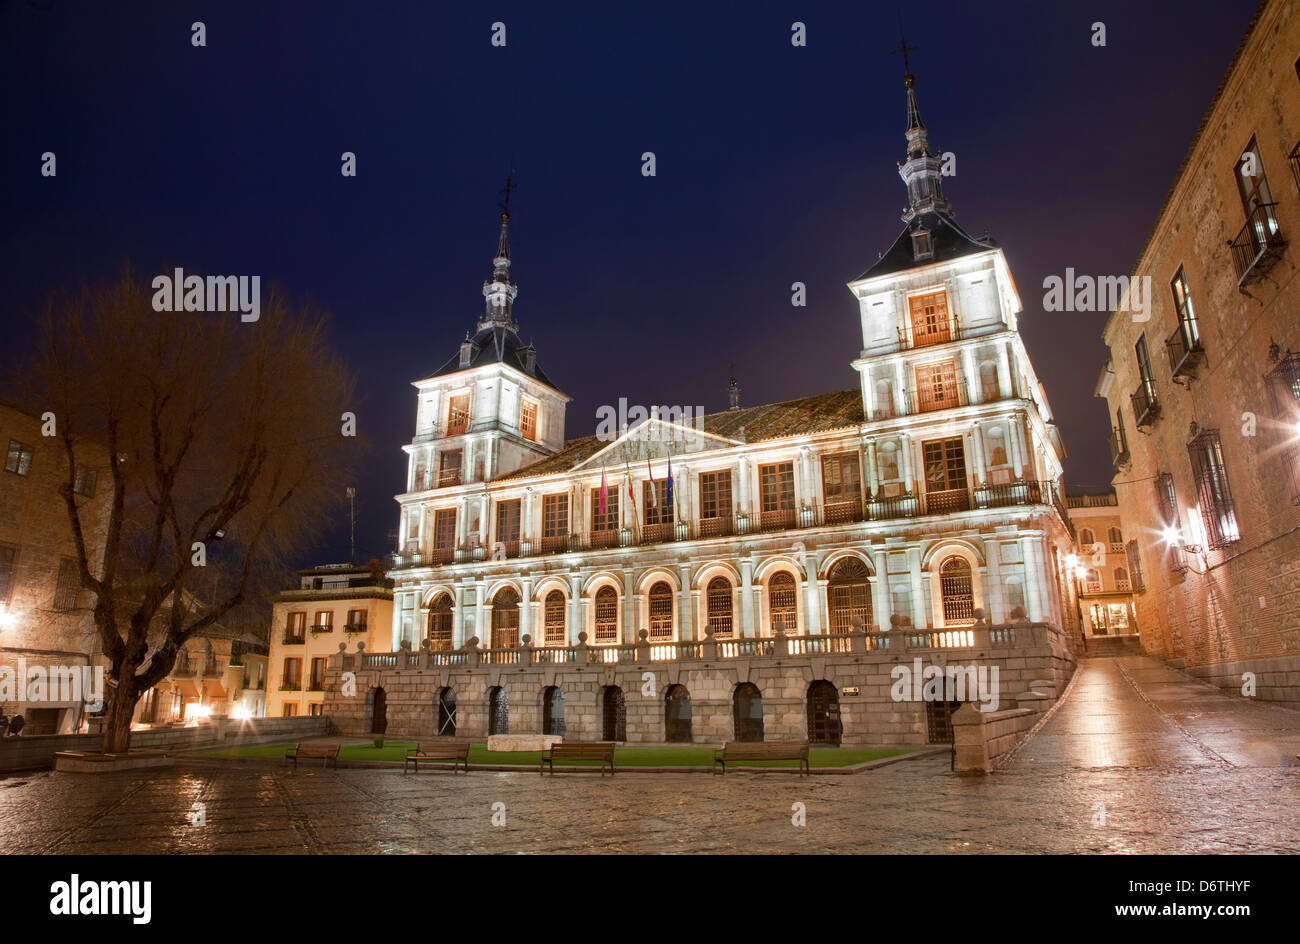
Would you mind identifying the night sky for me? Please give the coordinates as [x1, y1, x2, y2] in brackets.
[0, 0, 1259, 568]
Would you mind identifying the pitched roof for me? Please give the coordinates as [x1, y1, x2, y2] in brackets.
[493, 388, 863, 482]
[855, 211, 994, 282]
[428, 324, 559, 390]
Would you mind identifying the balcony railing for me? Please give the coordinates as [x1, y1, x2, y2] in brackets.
[1289, 140, 1300, 194]
[973, 480, 1041, 508]
[309, 624, 333, 635]
[1165, 322, 1204, 380]
[1229, 202, 1286, 286]
[437, 468, 463, 487]
[344, 623, 367, 635]
[281, 635, 305, 646]
[926, 487, 971, 514]
[1131, 379, 1160, 429]
[914, 374, 972, 414]
[1108, 429, 1130, 469]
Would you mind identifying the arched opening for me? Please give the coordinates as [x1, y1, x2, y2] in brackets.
[733, 682, 764, 742]
[768, 572, 797, 634]
[427, 593, 453, 650]
[1078, 528, 1095, 547]
[601, 686, 626, 741]
[1108, 526, 1123, 546]
[435, 686, 456, 736]
[939, 556, 975, 625]
[827, 557, 872, 632]
[594, 585, 618, 643]
[807, 680, 840, 745]
[487, 686, 509, 735]
[491, 587, 520, 649]
[648, 581, 674, 640]
[542, 686, 565, 737]
[664, 684, 692, 742]
[706, 576, 733, 638]
[1084, 568, 1102, 593]
[370, 686, 387, 735]
[543, 590, 566, 646]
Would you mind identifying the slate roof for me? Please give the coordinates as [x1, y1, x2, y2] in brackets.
[428, 324, 558, 390]
[493, 388, 864, 482]
[855, 211, 994, 282]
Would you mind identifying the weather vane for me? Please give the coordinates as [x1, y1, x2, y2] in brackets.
[498, 166, 518, 216]
[891, 15, 919, 80]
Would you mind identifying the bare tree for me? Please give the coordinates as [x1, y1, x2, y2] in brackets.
[19, 268, 359, 752]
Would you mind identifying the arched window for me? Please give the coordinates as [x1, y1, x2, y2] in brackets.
[827, 558, 872, 632]
[543, 590, 566, 646]
[427, 593, 453, 651]
[1113, 567, 1130, 591]
[664, 684, 691, 742]
[491, 587, 520, 649]
[1079, 528, 1095, 547]
[939, 556, 975, 625]
[1084, 568, 1102, 593]
[648, 582, 674, 639]
[594, 586, 618, 643]
[706, 577, 733, 638]
[1108, 526, 1123, 546]
[488, 686, 508, 735]
[542, 686, 565, 737]
[768, 572, 797, 634]
[733, 682, 764, 742]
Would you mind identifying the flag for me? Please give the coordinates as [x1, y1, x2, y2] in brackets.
[666, 456, 674, 507]
[625, 462, 636, 510]
[646, 458, 657, 507]
[599, 466, 608, 516]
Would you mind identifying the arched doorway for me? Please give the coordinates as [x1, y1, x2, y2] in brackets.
[435, 687, 456, 737]
[827, 557, 872, 632]
[491, 587, 520, 649]
[939, 557, 975, 624]
[733, 682, 764, 742]
[427, 594, 453, 650]
[488, 686, 509, 735]
[706, 577, 734, 638]
[768, 572, 797, 634]
[664, 684, 692, 742]
[807, 680, 840, 746]
[370, 686, 388, 735]
[542, 686, 565, 737]
[601, 686, 626, 741]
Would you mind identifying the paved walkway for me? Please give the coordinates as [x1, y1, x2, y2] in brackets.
[0, 655, 1296, 854]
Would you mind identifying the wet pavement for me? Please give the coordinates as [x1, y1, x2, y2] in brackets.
[2, 655, 1297, 854]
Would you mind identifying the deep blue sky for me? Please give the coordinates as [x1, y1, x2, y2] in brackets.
[0, 0, 1259, 566]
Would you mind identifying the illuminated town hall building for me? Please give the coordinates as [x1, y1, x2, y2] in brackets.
[324, 69, 1080, 746]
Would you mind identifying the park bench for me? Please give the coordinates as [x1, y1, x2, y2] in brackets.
[284, 742, 340, 769]
[403, 741, 471, 773]
[713, 740, 810, 776]
[539, 742, 616, 776]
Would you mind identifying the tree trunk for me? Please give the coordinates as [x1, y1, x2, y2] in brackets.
[101, 669, 138, 754]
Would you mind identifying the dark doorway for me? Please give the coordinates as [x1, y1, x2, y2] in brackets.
[601, 686, 626, 741]
[542, 686, 565, 737]
[733, 683, 764, 742]
[807, 680, 840, 746]
[371, 687, 388, 735]
[488, 686, 509, 735]
[925, 699, 963, 744]
[664, 684, 692, 742]
[436, 687, 456, 737]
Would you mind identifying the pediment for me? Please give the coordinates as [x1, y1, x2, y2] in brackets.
[572, 417, 737, 471]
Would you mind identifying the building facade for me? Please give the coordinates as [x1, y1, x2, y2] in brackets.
[134, 631, 268, 725]
[1097, 0, 1300, 707]
[266, 564, 393, 718]
[341, 65, 1080, 743]
[1066, 494, 1140, 640]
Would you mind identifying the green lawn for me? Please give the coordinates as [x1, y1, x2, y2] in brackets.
[207, 741, 914, 769]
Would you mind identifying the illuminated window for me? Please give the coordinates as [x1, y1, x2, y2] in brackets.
[648, 582, 674, 640]
[491, 588, 520, 649]
[543, 590, 566, 645]
[541, 494, 568, 551]
[939, 557, 975, 625]
[768, 572, 797, 634]
[699, 470, 732, 526]
[908, 291, 951, 347]
[590, 487, 620, 536]
[4, 440, 32, 476]
[594, 586, 618, 643]
[916, 359, 960, 412]
[827, 558, 871, 632]
[759, 462, 795, 530]
[1187, 430, 1240, 549]
[285, 611, 306, 641]
[446, 394, 470, 435]
[427, 594, 453, 650]
[706, 577, 733, 638]
[520, 399, 538, 441]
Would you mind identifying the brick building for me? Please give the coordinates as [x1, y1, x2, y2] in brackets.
[1065, 494, 1140, 641]
[1096, 0, 1300, 705]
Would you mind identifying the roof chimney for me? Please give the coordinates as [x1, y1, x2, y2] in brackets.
[728, 376, 741, 411]
[459, 332, 474, 368]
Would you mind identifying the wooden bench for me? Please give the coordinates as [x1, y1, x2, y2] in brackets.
[713, 740, 810, 776]
[404, 741, 471, 773]
[284, 742, 341, 769]
[539, 742, 616, 776]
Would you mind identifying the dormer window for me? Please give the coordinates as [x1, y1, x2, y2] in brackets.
[911, 227, 933, 260]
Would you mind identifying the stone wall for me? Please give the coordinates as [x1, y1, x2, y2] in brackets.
[1186, 654, 1300, 710]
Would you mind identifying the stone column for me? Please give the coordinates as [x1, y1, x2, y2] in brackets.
[454, 582, 467, 648]
[871, 546, 889, 630]
[894, 360, 907, 415]
[677, 563, 692, 640]
[623, 567, 636, 643]
[864, 437, 878, 496]
[908, 547, 925, 628]
[962, 346, 978, 405]
[900, 434, 914, 493]
[970, 424, 987, 486]
[569, 572, 583, 645]
[1022, 537, 1045, 622]
[520, 575, 534, 643]
[802, 551, 821, 633]
[739, 557, 754, 637]
[999, 341, 1014, 398]
[984, 538, 1003, 624]
[473, 579, 486, 645]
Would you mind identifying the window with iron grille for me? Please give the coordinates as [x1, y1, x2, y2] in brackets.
[1083, 568, 1101, 593]
[1265, 353, 1300, 505]
[5, 440, 32, 476]
[1113, 567, 1131, 592]
[590, 488, 619, 533]
[768, 572, 797, 634]
[491, 588, 520, 648]
[314, 610, 333, 631]
[908, 290, 952, 347]
[73, 465, 97, 497]
[1187, 430, 1240, 549]
[433, 509, 456, 550]
[495, 499, 521, 545]
[543, 590, 566, 645]
[1107, 526, 1124, 551]
[53, 557, 79, 610]
[1155, 473, 1180, 528]
[706, 577, 733, 638]
[827, 557, 871, 632]
[446, 394, 470, 435]
[594, 586, 618, 642]
[1125, 540, 1146, 592]
[939, 557, 975, 624]
[822, 453, 862, 506]
[1170, 266, 1200, 349]
[520, 399, 537, 441]
[542, 494, 568, 537]
[427, 593, 453, 650]
[916, 359, 959, 411]
[438, 449, 462, 485]
[643, 481, 673, 525]
[648, 582, 673, 639]
[699, 470, 732, 520]
[1078, 528, 1095, 546]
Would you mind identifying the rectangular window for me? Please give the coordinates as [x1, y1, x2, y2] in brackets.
[1235, 136, 1273, 215]
[520, 399, 537, 441]
[1125, 540, 1146, 592]
[286, 611, 306, 640]
[73, 465, 97, 497]
[542, 493, 569, 551]
[438, 449, 463, 486]
[0, 544, 16, 604]
[346, 609, 367, 628]
[495, 498, 521, 554]
[916, 359, 960, 412]
[446, 394, 470, 436]
[313, 611, 333, 632]
[282, 658, 301, 688]
[1135, 334, 1155, 386]
[643, 480, 674, 526]
[309, 658, 327, 690]
[1170, 266, 1199, 348]
[699, 470, 732, 520]
[758, 461, 795, 531]
[821, 453, 862, 510]
[309, 702, 323, 716]
[908, 290, 952, 348]
[282, 702, 298, 717]
[1188, 430, 1240, 549]
[53, 557, 79, 610]
[923, 438, 969, 513]
[433, 509, 457, 549]
[590, 488, 620, 533]
[5, 440, 33, 476]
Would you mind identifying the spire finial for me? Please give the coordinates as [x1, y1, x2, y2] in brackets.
[891, 17, 919, 85]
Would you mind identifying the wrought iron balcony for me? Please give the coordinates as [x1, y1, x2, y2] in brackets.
[343, 623, 367, 635]
[1229, 202, 1285, 286]
[1290, 139, 1300, 193]
[866, 492, 919, 521]
[436, 468, 462, 487]
[973, 480, 1042, 509]
[1165, 323, 1204, 380]
[309, 624, 333, 635]
[1130, 379, 1160, 429]
[926, 487, 971, 514]
[281, 635, 305, 646]
[1108, 428, 1130, 469]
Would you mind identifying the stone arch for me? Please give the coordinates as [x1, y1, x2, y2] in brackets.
[541, 685, 565, 737]
[487, 685, 509, 736]
[490, 586, 521, 649]
[581, 569, 625, 597]
[664, 684, 692, 742]
[691, 559, 742, 590]
[732, 682, 764, 742]
[826, 556, 873, 632]
[635, 566, 681, 594]
[421, 583, 457, 608]
[921, 539, 985, 571]
[819, 548, 875, 580]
